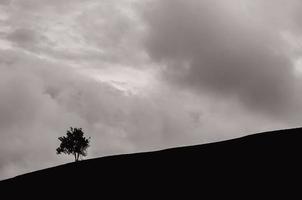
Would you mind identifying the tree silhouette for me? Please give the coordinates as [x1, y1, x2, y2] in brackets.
[56, 127, 90, 162]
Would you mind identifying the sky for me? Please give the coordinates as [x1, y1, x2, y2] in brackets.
[1, 0, 302, 179]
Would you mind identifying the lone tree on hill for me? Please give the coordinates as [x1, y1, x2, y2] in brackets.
[56, 127, 90, 162]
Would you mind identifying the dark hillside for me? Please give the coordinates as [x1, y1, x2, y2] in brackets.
[1, 128, 302, 197]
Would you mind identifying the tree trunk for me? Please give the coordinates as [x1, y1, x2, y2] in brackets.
[75, 153, 80, 162]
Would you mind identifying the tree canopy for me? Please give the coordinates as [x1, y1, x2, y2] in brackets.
[56, 127, 90, 162]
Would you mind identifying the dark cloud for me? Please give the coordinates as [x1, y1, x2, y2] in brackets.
[0, 0, 10, 6]
[141, 0, 302, 117]
[6, 28, 46, 50]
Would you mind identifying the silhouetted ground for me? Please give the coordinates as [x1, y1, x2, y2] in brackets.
[1, 127, 302, 198]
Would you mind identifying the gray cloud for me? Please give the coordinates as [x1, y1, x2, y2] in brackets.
[2, 0, 147, 68]
[6, 28, 47, 50]
[141, 0, 302, 118]
[0, 0, 10, 6]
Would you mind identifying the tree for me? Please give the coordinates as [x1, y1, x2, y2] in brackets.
[56, 127, 90, 162]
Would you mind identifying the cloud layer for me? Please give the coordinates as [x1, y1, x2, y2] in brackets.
[141, 0, 302, 118]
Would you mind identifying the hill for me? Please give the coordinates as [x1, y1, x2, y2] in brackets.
[1, 127, 302, 197]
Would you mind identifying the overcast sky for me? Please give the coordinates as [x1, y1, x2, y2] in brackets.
[1, 0, 302, 179]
